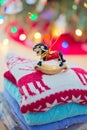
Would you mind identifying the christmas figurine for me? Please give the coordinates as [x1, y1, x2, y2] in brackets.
[33, 43, 67, 75]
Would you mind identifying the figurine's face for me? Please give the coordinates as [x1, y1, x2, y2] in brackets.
[33, 45, 42, 56]
[33, 44, 48, 56]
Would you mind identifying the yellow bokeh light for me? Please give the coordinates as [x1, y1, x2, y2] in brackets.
[34, 32, 41, 39]
[34, 32, 42, 43]
[28, 12, 32, 16]
[84, 2, 87, 8]
[75, 29, 82, 36]
[52, 28, 61, 38]
[19, 34, 26, 41]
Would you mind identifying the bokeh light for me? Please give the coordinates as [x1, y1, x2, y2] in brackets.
[52, 29, 60, 37]
[29, 13, 38, 21]
[62, 41, 69, 48]
[34, 32, 42, 43]
[43, 34, 50, 41]
[19, 34, 26, 41]
[3, 38, 9, 45]
[84, 2, 87, 8]
[72, 4, 77, 10]
[0, 0, 5, 5]
[26, 0, 37, 5]
[4, 6, 7, 12]
[34, 32, 41, 39]
[0, 15, 4, 24]
[11, 26, 18, 33]
[75, 29, 82, 36]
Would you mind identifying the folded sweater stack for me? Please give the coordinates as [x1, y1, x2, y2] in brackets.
[3, 53, 87, 130]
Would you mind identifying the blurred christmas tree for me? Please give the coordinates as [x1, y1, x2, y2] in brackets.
[0, 0, 87, 52]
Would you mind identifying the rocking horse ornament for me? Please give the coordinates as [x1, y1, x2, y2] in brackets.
[33, 43, 67, 74]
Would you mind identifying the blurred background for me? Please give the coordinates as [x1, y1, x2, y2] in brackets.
[0, 0, 87, 91]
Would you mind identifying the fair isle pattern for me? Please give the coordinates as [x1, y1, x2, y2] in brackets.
[6, 54, 87, 113]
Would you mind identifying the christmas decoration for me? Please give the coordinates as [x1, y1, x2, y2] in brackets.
[3, 0, 23, 14]
[33, 43, 67, 74]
